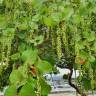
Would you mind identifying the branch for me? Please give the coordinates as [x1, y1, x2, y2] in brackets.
[56, 64, 86, 96]
[68, 68, 86, 96]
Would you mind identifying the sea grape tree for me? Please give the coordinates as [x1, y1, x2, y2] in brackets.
[0, 0, 96, 96]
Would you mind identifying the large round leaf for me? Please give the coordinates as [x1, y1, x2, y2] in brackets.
[4, 86, 17, 96]
[9, 70, 24, 85]
[19, 81, 36, 96]
[37, 60, 52, 74]
[21, 49, 38, 65]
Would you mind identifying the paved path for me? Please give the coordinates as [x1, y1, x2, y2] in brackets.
[49, 91, 96, 96]
[1, 91, 96, 96]
[49, 92, 78, 96]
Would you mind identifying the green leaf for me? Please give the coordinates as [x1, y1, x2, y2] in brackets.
[51, 12, 62, 24]
[17, 23, 28, 30]
[18, 43, 26, 52]
[21, 49, 38, 65]
[79, 51, 88, 59]
[29, 22, 38, 30]
[88, 55, 95, 62]
[0, 0, 3, 4]
[32, 14, 41, 22]
[72, 15, 82, 24]
[4, 86, 17, 96]
[34, 35, 44, 46]
[3, 28, 15, 37]
[26, 76, 37, 88]
[82, 78, 91, 90]
[91, 42, 96, 51]
[62, 7, 73, 21]
[37, 60, 52, 73]
[11, 53, 20, 61]
[17, 66, 28, 79]
[44, 17, 54, 27]
[82, 31, 89, 38]
[0, 14, 7, 29]
[18, 32, 26, 39]
[19, 81, 36, 96]
[77, 41, 85, 49]
[40, 78, 51, 95]
[9, 70, 23, 85]
[87, 32, 95, 42]
[32, 0, 44, 8]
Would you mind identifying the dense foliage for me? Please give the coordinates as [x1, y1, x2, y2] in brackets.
[0, 0, 96, 96]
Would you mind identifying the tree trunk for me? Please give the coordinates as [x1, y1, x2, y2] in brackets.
[68, 68, 87, 96]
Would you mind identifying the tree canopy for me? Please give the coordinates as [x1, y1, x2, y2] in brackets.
[0, 0, 96, 96]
